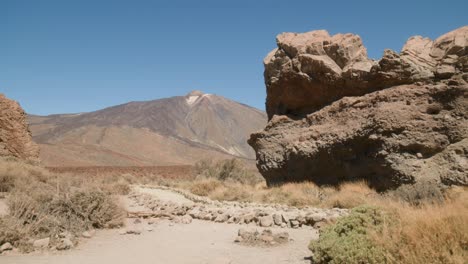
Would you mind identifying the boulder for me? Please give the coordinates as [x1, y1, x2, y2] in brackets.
[0, 242, 13, 253]
[56, 238, 73, 250]
[0, 94, 39, 161]
[33, 237, 50, 249]
[181, 214, 193, 224]
[249, 26, 468, 190]
[262, 26, 467, 120]
[259, 215, 273, 227]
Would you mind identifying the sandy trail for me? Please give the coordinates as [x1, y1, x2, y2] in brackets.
[1, 186, 317, 264]
[134, 186, 194, 205]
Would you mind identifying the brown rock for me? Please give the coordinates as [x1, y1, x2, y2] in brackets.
[262, 27, 468, 120]
[250, 27, 468, 190]
[0, 94, 39, 160]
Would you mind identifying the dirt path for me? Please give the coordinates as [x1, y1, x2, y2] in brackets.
[2, 186, 319, 264]
[3, 219, 315, 264]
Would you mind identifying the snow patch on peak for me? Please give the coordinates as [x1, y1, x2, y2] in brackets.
[186, 95, 200, 105]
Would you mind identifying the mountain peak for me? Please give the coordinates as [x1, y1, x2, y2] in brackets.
[185, 90, 212, 105]
[186, 90, 204, 97]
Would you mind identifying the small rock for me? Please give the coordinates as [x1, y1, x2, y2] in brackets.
[234, 235, 243, 243]
[290, 220, 300, 228]
[306, 212, 327, 224]
[0, 242, 13, 252]
[272, 214, 283, 225]
[181, 214, 193, 224]
[214, 214, 229, 223]
[82, 231, 92, 238]
[56, 238, 73, 250]
[416, 153, 423, 159]
[133, 218, 142, 224]
[238, 228, 248, 238]
[146, 226, 154, 232]
[259, 215, 273, 227]
[259, 234, 274, 243]
[243, 213, 255, 223]
[202, 213, 212, 221]
[33, 237, 50, 249]
[126, 228, 142, 235]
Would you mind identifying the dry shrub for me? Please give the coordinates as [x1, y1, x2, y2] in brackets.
[261, 182, 322, 207]
[189, 178, 223, 196]
[209, 183, 253, 202]
[323, 181, 377, 208]
[0, 158, 125, 251]
[194, 159, 263, 185]
[310, 189, 468, 264]
[374, 190, 468, 264]
[390, 180, 445, 206]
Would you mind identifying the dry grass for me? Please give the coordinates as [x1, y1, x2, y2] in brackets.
[373, 188, 468, 264]
[310, 188, 468, 264]
[0, 158, 125, 251]
[172, 177, 379, 208]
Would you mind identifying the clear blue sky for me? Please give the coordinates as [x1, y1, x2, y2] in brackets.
[1, 0, 467, 115]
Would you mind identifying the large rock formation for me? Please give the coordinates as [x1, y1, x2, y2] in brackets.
[0, 94, 39, 161]
[249, 26, 468, 190]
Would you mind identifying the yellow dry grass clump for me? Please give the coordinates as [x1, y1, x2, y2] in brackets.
[374, 188, 468, 264]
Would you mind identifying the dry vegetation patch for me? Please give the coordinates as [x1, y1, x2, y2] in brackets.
[309, 189, 468, 264]
[0, 158, 125, 252]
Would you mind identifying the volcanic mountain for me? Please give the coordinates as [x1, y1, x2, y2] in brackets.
[28, 91, 267, 166]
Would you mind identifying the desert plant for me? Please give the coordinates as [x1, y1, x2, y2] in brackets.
[194, 159, 263, 185]
[390, 180, 445, 206]
[0, 158, 125, 251]
[309, 205, 388, 264]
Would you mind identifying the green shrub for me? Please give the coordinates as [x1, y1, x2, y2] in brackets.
[309, 205, 388, 264]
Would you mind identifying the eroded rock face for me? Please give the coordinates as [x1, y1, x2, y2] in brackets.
[250, 26, 468, 190]
[0, 94, 39, 161]
[264, 26, 467, 120]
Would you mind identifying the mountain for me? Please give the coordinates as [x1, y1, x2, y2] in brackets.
[28, 91, 267, 167]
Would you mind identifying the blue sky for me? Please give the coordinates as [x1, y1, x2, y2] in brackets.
[1, 0, 467, 115]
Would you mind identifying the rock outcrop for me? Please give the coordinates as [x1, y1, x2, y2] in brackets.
[249, 26, 468, 190]
[0, 94, 39, 161]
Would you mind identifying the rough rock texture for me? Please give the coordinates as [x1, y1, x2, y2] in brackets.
[250, 26, 468, 190]
[0, 94, 39, 161]
[128, 186, 348, 229]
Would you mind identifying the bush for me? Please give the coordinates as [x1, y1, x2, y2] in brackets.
[309, 205, 388, 264]
[391, 180, 445, 206]
[0, 158, 125, 251]
[189, 178, 223, 196]
[194, 159, 263, 185]
[310, 192, 468, 264]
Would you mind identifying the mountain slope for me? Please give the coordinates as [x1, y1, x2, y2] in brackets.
[28, 91, 267, 166]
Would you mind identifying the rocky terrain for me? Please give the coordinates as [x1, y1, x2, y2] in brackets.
[126, 185, 348, 229]
[28, 91, 267, 166]
[2, 185, 328, 263]
[0, 94, 39, 161]
[249, 26, 468, 190]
